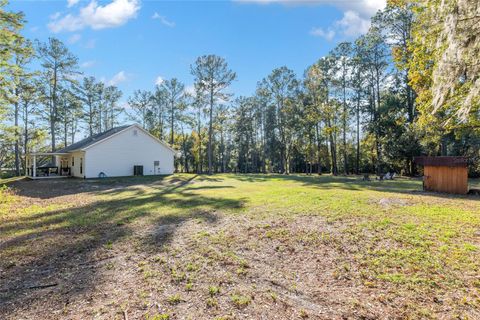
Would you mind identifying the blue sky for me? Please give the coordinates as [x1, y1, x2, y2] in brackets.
[10, 0, 385, 101]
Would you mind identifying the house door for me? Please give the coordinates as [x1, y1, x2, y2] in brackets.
[59, 157, 69, 176]
[154, 161, 160, 174]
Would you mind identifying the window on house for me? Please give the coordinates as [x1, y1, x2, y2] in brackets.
[80, 158, 83, 174]
[133, 129, 138, 136]
[72, 157, 75, 166]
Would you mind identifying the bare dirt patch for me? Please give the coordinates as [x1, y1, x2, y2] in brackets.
[377, 197, 411, 208]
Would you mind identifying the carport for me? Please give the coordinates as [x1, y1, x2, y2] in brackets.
[26, 152, 71, 179]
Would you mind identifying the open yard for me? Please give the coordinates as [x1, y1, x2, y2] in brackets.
[1, 174, 480, 319]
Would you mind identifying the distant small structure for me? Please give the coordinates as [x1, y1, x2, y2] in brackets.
[414, 156, 469, 194]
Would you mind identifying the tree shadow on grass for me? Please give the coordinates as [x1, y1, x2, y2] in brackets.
[229, 173, 480, 200]
[195, 175, 225, 182]
[0, 175, 245, 318]
[186, 185, 235, 190]
[6, 174, 181, 200]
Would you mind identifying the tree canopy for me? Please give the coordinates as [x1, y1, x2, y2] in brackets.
[1, 0, 479, 177]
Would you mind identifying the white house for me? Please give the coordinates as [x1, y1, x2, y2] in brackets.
[26, 124, 177, 179]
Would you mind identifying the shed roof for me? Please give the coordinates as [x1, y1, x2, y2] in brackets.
[414, 156, 468, 167]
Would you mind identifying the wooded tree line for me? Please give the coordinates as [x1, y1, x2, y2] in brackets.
[0, 12, 125, 176]
[1, 0, 479, 177]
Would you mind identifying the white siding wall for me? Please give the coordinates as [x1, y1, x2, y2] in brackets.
[69, 151, 85, 178]
[84, 126, 175, 178]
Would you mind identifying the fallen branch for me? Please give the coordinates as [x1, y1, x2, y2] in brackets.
[77, 255, 115, 266]
[0, 283, 58, 292]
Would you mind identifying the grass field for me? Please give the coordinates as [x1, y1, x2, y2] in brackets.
[1, 174, 479, 319]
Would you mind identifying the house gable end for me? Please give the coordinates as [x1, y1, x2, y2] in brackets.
[84, 125, 175, 155]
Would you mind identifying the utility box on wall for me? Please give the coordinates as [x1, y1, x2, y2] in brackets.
[414, 156, 468, 194]
[133, 165, 144, 176]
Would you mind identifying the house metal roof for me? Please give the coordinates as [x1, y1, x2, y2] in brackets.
[56, 125, 131, 153]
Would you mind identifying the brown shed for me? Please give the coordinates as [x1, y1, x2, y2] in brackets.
[414, 156, 469, 194]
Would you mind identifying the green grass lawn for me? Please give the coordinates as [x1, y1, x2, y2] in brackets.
[1, 174, 479, 319]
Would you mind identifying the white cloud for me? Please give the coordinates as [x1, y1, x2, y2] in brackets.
[235, 0, 385, 18]
[108, 71, 128, 86]
[237, 0, 386, 38]
[335, 10, 371, 37]
[335, 0, 385, 18]
[80, 60, 96, 68]
[50, 12, 61, 20]
[67, 0, 80, 8]
[49, 0, 140, 33]
[310, 27, 335, 41]
[155, 76, 164, 86]
[152, 12, 175, 28]
[68, 33, 82, 44]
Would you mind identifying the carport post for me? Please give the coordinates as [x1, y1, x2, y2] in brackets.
[32, 154, 36, 178]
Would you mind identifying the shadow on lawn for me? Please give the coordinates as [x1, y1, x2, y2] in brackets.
[229, 173, 480, 200]
[6, 174, 179, 200]
[0, 175, 245, 317]
[186, 185, 235, 190]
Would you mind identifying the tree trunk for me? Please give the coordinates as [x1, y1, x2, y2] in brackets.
[51, 65, 58, 152]
[71, 118, 77, 144]
[170, 99, 174, 146]
[327, 119, 337, 175]
[406, 73, 416, 123]
[63, 100, 68, 148]
[315, 123, 322, 175]
[64, 117, 68, 148]
[441, 135, 448, 156]
[197, 107, 203, 174]
[182, 131, 189, 173]
[14, 90, 20, 176]
[375, 68, 382, 175]
[89, 101, 93, 137]
[279, 124, 287, 174]
[50, 112, 56, 153]
[220, 130, 225, 173]
[342, 75, 348, 175]
[208, 89, 214, 175]
[158, 107, 164, 140]
[261, 108, 267, 173]
[356, 94, 360, 175]
[284, 145, 290, 175]
[325, 94, 337, 175]
[98, 101, 102, 133]
[23, 102, 29, 174]
[330, 134, 337, 175]
[309, 134, 313, 175]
